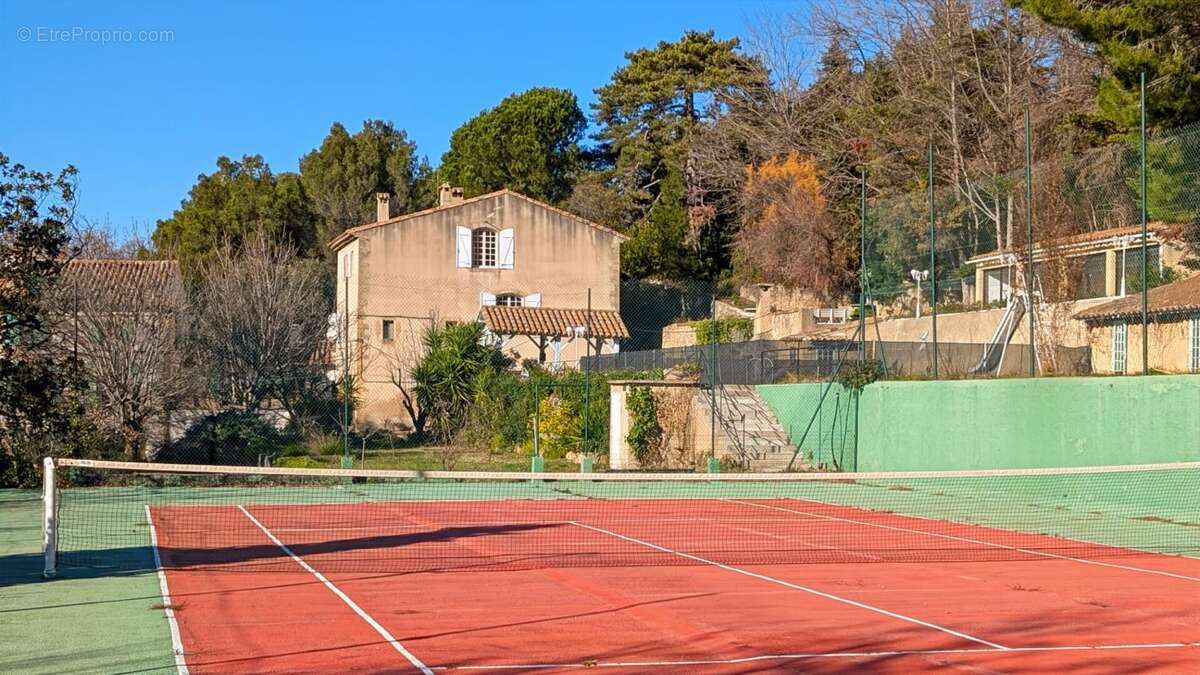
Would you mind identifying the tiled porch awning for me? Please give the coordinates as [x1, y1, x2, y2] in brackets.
[479, 305, 630, 339]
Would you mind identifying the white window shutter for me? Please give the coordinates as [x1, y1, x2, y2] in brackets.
[455, 226, 472, 268]
[524, 293, 541, 307]
[480, 291, 497, 306]
[498, 228, 514, 269]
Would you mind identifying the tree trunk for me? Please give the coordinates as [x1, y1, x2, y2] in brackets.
[994, 192, 1003, 251]
[1005, 192, 1014, 254]
[122, 423, 141, 460]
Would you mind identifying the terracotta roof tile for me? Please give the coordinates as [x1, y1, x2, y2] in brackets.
[1074, 273, 1200, 322]
[480, 305, 630, 339]
[57, 259, 183, 311]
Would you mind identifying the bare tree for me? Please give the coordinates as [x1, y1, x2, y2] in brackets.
[55, 261, 192, 458]
[70, 218, 155, 259]
[812, 0, 1099, 250]
[191, 235, 331, 420]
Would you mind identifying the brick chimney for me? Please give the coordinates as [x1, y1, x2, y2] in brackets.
[438, 183, 465, 207]
[375, 192, 391, 222]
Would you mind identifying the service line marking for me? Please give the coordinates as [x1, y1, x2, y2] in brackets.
[237, 505, 434, 675]
[728, 499, 1200, 583]
[569, 520, 1007, 650]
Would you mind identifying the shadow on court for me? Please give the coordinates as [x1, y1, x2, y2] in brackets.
[25, 522, 565, 582]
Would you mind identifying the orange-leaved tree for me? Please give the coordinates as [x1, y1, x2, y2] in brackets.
[735, 153, 856, 302]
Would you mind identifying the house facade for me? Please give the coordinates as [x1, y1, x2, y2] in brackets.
[1074, 272, 1200, 375]
[965, 224, 1189, 305]
[329, 186, 627, 429]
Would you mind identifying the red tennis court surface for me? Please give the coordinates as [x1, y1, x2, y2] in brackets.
[148, 498, 1200, 674]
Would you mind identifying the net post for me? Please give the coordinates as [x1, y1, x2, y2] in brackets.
[42, 456, 57, 578]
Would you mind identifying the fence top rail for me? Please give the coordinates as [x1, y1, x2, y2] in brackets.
[49, 457, 1200, 483]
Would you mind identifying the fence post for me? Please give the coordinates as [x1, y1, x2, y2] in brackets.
[1026, 107, 1036, 377]
[859, 166, 867, 363]
[533, 380, 540, 460]
[928, 142, 938, 379]
[584, 288, 591, 456]
[709, 294, 719, 472]
[1140, 71, 1150, 375]
[342, 273, 351, 468]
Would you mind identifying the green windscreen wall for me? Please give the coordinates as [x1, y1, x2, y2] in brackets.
[757, 382, 857, 471]
[758, 375, 1200, 471]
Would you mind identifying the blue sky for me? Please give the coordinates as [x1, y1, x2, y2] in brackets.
[1, 0, 812, 239]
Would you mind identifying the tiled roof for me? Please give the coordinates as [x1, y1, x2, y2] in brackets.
[966, 223, 1180, 265]
[480, 305, 630, 339]
[1074, 273, 1200, 322]
[57, 259, 183, 311]
[329, 189, 627, 251]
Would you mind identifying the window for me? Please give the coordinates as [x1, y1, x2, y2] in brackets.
[1077, 253, 1107, 299]
[1113, 321, 1127, 374]
[456, 226, 513, 269]
[1191, 317, 1200, 372]
[496, 294, 523, 307]
[984, 267, 1010, 304]
[382, 319, 394, 341]
[1119, 244, 1161, 296]
[471, 228, 497, 268]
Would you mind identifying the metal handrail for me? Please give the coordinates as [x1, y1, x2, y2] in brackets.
[700, 348, 794, 467]
[697, 350, 751, 465]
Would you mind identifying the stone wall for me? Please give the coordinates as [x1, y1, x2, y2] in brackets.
[608, 380, 733, 469]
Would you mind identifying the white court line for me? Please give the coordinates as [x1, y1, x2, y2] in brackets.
[446, 642, 1199, 670]
[569, 521, 1007, 650]
[727, 499, 1200, 583]
[715, 521, 884, 562]
[237, 505, 434, 675]
[144, 505, 190, 675]
[269, 517, 820, 533]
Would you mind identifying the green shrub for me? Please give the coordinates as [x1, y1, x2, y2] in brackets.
[462, 369, 530, 451]
[836, 360, 883, 391]
[275, 443, 310, 458]
[412, 322, 511, 442]
[272, 455, 324, 469]
[288, 379, 346, 436]
[527, 394, 581, 459]
[625, 386, 662, 465]
[154, 411, 283, 465]
[691, 317, 753, 344]
[530, 368, 658, 456]
[304, 434, 343, 456]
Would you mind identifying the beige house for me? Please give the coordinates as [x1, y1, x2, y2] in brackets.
[744, 226, 1189, 349]
[965, 224, 1188, 305]
[1074, 273, 1200, 375]
[329, 185, 627, 429]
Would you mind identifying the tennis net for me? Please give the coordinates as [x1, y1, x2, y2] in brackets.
[42, 458, 1199, 577]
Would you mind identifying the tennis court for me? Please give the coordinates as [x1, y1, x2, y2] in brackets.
[45, 459, 1200, 673]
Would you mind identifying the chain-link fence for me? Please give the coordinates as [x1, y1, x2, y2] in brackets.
[28, 118, 1200, 482]
[861, 122, 1200, 383]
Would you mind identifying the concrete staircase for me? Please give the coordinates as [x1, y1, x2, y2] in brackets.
[709, 384, 802, 471]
